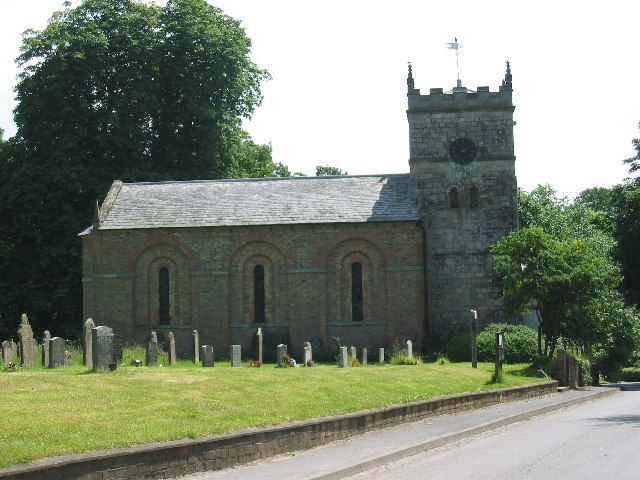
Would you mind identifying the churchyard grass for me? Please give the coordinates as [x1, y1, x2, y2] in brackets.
[0, 358, 543, 468]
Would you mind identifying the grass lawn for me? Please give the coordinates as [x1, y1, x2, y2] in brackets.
[0, 357, 544, 468]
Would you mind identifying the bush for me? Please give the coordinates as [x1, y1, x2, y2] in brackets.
[621, 367, 640, 382]
[389, 353, 420, 365]
[445, 323, 538, 363]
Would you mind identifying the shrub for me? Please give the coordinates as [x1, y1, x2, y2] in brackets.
[445, 323, 537, 363]
[389, 353, 421, 365]
[621, 367, 640, 382]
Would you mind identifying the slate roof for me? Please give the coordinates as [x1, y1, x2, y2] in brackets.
[89, 174, 420, 232]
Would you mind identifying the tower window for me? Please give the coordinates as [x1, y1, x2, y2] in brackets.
[352, 262, 363, 321]
[159, 267, 170, 325]
[254, 264, 265, 323]
[449, 187, 460, 209]
[470, 186, 480, 208]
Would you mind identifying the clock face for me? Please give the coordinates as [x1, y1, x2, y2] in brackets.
[449, 138, 477, 165]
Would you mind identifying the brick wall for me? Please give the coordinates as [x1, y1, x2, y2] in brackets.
[82, 221, 426, 359]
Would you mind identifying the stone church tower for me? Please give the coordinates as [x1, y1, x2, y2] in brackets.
[407, 63, 518, 344]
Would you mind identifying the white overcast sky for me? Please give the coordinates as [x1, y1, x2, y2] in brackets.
[1, 1, 639, 196]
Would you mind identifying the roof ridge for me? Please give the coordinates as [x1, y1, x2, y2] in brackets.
[121, 173, 410, 186]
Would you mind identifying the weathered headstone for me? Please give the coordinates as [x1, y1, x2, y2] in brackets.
[17, 314, 36, 368]
[83, 318, 95, 368]
[42, 331, 51, 368]
[193, 330, 200, 364]
[277, 344, 287, 364]
[362, 348, 368, 366]
[92, 326, 114, 370]
[146, 331, 158, 366]
[113, 334, 123, 364]
[64, 350, 72, 366]
[340, 346, 348, 368]
[201, 345, 214, 367]
[168, 332, 177, 366]
[231, 345, 241, 367]
[49, 337, 65, 368]
[257, 328, 263, 364]
[406, 340, 412, 358]
[350, 346, 357, 360]
[1, 340, 15, 364]
[379, 347, 385, 364]
[303, 342, 312, 365]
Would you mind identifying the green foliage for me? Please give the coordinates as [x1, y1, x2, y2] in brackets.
[445, 323, 537, 363]
[0, 0, 272, 339]
[315, 165, 347, 176]
[389, 353, 420, 365]
[620, 367, 640, 382]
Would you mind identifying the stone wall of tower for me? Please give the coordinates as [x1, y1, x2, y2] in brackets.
[407, 73, 518, 344]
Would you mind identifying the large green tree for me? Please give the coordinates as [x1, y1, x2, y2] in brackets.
[0, 0, 273, 339]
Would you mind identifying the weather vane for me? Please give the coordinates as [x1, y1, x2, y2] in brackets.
[446, 37, 462, 88]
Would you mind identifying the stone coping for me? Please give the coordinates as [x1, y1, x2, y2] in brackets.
[0, 380, 558, 480]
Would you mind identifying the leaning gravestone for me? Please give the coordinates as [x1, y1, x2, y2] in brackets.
[379, 348, 385, 364]
[49, 337, 66, 368]
[193, 330, 200, 364]
[83, 318, 95, 368]
[350, 346, 357, 360]
[42, 331, 51, 368]
[146, 331, 158, 366]
[168, 332, 177, 366]
[362, 348, 368, 366]
[406, 340, 413, 357]
[340, 346, 348, 368]
[276, 344, 287, 364]
[18, 314, 37, 368]
[231, 345, 241, 367]
[201, 345, 214, 367]
[92, 326, 114, 370]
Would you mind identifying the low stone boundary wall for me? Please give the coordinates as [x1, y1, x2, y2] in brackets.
[0, 381, 558, 480]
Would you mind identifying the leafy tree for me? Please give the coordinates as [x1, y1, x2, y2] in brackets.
[315, 165, 347, 176]
[492, 226, 621, 357]
[0, 0, 272, 339]
[623, 121, 640, 176]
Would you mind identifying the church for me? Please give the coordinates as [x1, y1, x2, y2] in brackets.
[80, 64, 518, 360]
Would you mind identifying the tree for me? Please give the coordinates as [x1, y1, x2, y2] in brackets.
[315, 165, 347, 176]
[492, 226, 622, 357]
[0, 0, 272, 339]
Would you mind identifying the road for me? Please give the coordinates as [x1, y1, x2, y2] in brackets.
[347, 385, 640, 480]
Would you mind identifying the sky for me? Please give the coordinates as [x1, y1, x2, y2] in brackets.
[1, 1, 639, 196]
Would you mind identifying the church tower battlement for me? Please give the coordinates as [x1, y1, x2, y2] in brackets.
[407, 62, 518, 344]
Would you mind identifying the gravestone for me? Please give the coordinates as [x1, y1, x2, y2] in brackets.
[231, 345, 241, 367]
[256, 328, 263, 364]
[350, 346, 357, 360]
[303, 342, 312, 365]
[64, 350, 72, 366]
[362, 348, 368, 366]
[2, 340, 15, 364]
[113, 334, 123, 363]
[201, 345, 214, 367]
[379, 348, 385, 364]
[18, 314, 37, 368]
[406, 340, 412, 357]
[193, 330, 200, 364]
[276, 344, 287, 364]
[49, 337, 65, 368]
[340, 346, 348, 368]
[146, 331, 158, 366]
[42, 331, 51, 368]
[92, 326, 114, 370]
[132, 359, 142, 367]
[494, 331, 505, 378]
[83, 318, 95, 368]
[168, 332, 177, 366]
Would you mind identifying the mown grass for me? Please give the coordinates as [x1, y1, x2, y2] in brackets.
[0, 356, 544, 468]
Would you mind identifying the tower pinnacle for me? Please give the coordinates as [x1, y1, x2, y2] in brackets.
[407, 62, 415, 92]
[501, 61, 512, 91]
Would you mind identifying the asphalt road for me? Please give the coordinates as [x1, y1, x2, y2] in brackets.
[347, 385, 640, 480]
